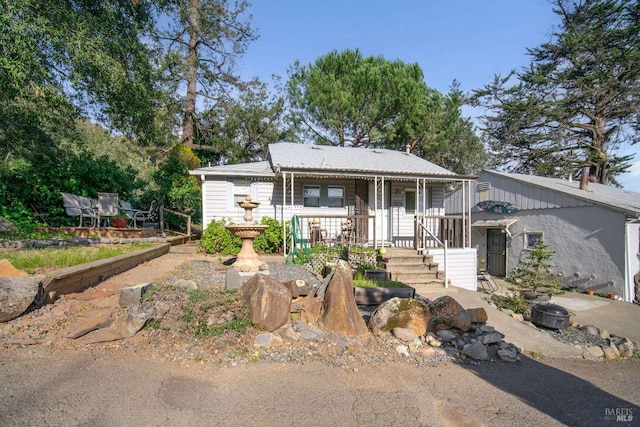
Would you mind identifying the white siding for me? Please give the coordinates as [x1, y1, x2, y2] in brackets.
[428, 248, 478, 291]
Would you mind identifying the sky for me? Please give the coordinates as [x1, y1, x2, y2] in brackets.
[235, 0, 639, 191]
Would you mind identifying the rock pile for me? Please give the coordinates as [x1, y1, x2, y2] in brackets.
[239, 259, 520, 362]
[545, 322, 637, 360]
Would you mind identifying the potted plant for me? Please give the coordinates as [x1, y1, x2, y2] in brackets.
[112, 213, 128, 228]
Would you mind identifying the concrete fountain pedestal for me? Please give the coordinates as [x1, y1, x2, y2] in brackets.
[225, 196, 269, 275]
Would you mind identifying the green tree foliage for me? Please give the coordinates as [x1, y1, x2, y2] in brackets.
[0, 150, 141, 230]
[195, 79, 292, 164]
[287, 49, 425, 148]
[155, 0, 257, 149]
[287, 49, 487, 174]
[473, 0, 640, 185]
[395, 82, 489, 175]
[1, 0, 159, 147]
[152, 145, 202, 227]
[508, 241, 562, 293]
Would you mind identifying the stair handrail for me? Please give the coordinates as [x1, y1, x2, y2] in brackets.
[416, 216, 448, 289]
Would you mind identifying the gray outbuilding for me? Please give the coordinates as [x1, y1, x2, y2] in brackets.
[446, 170, 640, 302]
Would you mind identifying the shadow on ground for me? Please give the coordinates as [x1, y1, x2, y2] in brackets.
[462, 356, 639, 426]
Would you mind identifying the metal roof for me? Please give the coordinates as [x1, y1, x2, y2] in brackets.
[189, 160, 275, 177]
[190, 142, 474, 181]
[267, 142, 461, 178]
[485, 170, 640, 217]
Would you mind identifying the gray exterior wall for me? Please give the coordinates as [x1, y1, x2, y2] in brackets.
[472, 205, 626, 296]
[449, 171, 636, 299]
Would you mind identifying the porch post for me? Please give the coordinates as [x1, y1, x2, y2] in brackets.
[282, 173, 287, 256]
[467, 179, 472, 248]
[416, 178, 421, 250]
[462, 180, 466, 248]
[381, 176, 385, 249]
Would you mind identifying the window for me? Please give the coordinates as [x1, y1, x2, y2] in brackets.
[525, 232, 543, 248]
[405, 190, 416, 214]
[233, 180, 251, 204]
[404, 190, 427, 214]
[303, 185, 320, 207]
[327, 186, 345, 207]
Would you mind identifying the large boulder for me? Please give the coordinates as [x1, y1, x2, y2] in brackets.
[319, 260, 368, 337]
[427, 295, 471, 333]
[241, 274, 292, 332]
[0, 277, 40, 323]
[0, 259, 28, 278]
[368, 297, 430, 337]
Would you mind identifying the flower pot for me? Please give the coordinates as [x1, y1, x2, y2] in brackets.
[586, 289, 594, 296]
[608, 293, 616, 299]
[113, 217, 128, 228]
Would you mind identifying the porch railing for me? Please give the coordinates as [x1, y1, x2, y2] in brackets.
[293, 214, 375, 250]
[414, 215, 464, 249]
[415, 216, 449, 289]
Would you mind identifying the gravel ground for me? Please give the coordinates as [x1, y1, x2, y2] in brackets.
[91, 260, 467, 369]
[4, 259, 608, 370]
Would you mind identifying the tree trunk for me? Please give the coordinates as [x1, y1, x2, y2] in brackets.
[181, 0, 200, 147]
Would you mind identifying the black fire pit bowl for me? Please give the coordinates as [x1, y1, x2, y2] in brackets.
[531, 303, 570, 330]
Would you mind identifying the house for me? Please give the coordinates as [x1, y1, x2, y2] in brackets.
[189, 142, 478, 289]
[446, 170, 640, 302]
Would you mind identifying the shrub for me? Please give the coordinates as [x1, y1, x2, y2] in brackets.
[490, 294, 531, 318]
[200, 217, 288, 255]
[507, 241, 562, 294]
[253, 217, 287, 254]
[200, 218, 241, 255]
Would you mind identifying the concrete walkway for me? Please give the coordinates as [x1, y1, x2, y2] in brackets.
[550, 292, 640, 344]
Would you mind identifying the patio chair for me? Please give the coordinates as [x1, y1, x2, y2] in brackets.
[60, 192, 98, 227]
[340, 219, 355, 244]
[97, 193, 119, 227]
[132, 200, 156, 228]
[308, 219, 327, 246]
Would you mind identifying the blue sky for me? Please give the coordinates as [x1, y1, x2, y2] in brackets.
[236, 0, 639, 191]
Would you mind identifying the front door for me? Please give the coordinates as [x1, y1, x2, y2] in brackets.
[487, 229, 507, 276]
[368, 180, 391, 245]
[354, 180, 368, 243]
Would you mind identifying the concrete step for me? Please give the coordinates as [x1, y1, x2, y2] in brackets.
[389, 272, 443, 286]
[385, 263, 439, 273]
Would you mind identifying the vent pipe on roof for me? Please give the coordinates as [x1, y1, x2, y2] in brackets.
[579, 164, 590, 190]
[406, 144, 411, 154]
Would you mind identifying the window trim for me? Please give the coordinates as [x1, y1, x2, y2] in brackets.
[404, 189, 428, 215]
[302, 185, 321, 207]
[524, 231, 543, 249]
[327, 185, 345, 208]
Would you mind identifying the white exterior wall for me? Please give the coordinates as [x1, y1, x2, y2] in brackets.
[624, 222, 639, 302]
[428, 248, 478, 291]
[202, 178, 272, 227]
[202, 177, 448, 246]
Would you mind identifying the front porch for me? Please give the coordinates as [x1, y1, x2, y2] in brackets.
[286, 213, 476, 290]
[289, 214, 467, 250]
